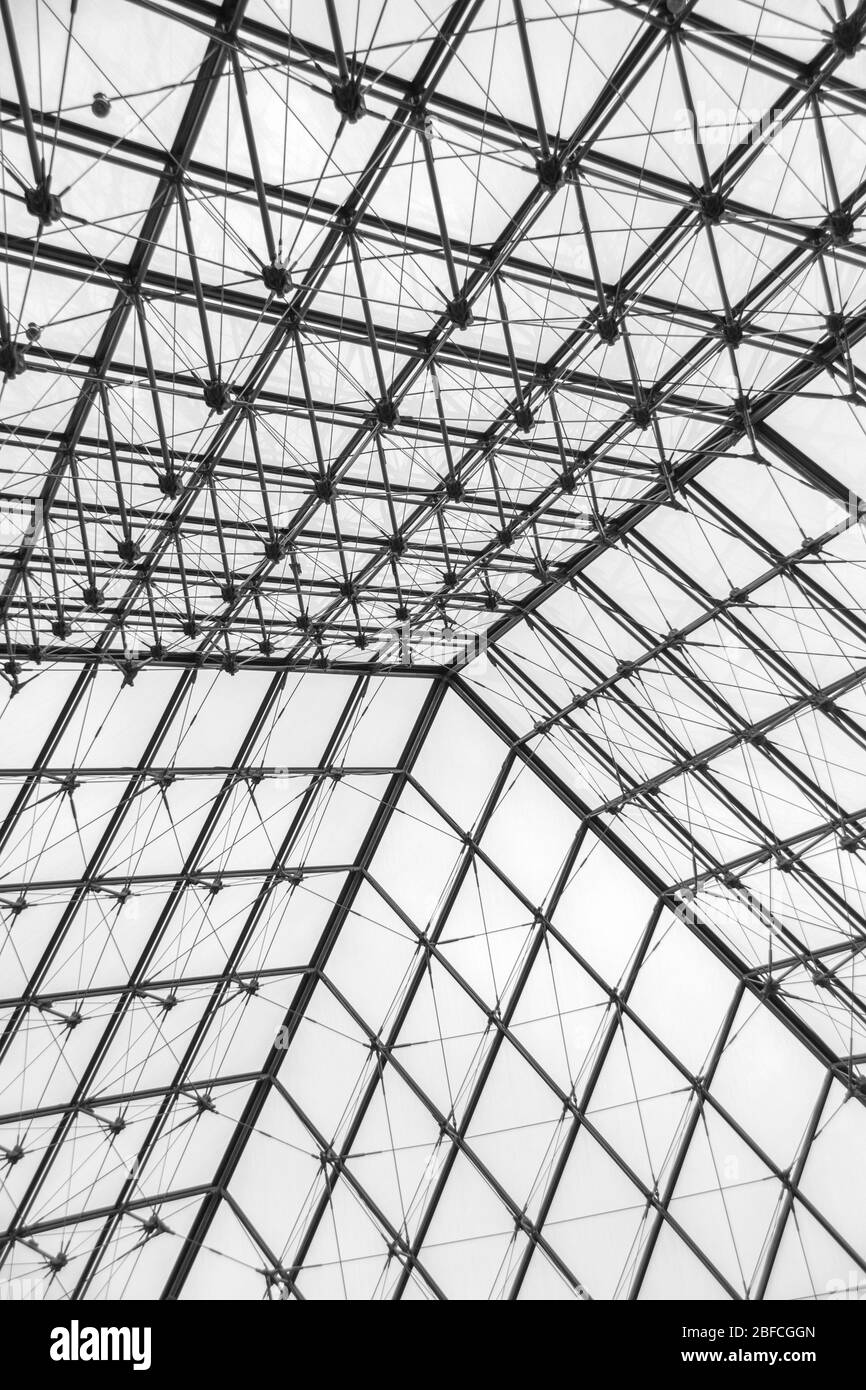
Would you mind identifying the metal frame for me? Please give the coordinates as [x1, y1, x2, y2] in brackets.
[2, 0, 866, 1301]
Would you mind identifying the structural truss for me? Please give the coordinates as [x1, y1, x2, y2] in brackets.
[1, 0, 866, 1301]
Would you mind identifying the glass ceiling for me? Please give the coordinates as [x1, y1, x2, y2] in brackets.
[1, 0, 866, 1301]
